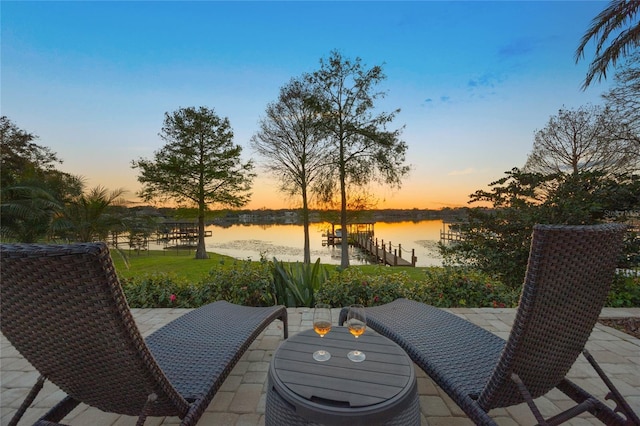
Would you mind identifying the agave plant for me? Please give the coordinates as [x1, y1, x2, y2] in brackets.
[271, 257, 329, 307]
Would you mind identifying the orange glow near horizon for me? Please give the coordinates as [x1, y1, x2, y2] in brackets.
[120, 182, 476, 210]
[92, 171, 485, 211]
[242, 179, 477, 210]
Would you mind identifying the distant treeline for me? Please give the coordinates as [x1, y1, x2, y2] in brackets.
[127, 206, 471, 226]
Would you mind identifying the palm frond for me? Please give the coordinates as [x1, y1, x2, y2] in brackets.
[576, 0, 640, 89]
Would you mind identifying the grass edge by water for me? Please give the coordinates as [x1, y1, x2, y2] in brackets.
[112, 249, 430, 283]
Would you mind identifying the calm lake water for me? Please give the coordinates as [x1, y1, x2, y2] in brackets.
[158, 220, 445, 267]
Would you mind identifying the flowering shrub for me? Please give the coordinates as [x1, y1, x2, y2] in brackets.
[315, 268, 414, 307]
[315, 266, 519, 308]
[198, 260, 274, 307]
[121, 260, 274, 308]
[121, 263, 633, 309]
[121, 273, 196, 308]
[411, 267, 520, 308]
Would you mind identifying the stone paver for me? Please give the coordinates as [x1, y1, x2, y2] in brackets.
[2, 307, 639, 426]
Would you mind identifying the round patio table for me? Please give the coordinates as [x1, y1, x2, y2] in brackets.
[266, 326, 419, 425]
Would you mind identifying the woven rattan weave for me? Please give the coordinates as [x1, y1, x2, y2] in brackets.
[0, 242, 288, 426]
[339, 224, 639, 425]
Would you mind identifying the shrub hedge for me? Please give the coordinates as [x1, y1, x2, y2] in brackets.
[315, 268, 413, 307]
[120, 262, 636, 309]
[606, 273, 640, 307]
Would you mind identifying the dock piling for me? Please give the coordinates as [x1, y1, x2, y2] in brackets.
[352, 231, 416, 267]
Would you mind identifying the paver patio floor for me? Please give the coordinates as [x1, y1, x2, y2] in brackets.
[2, 307, 639, 426]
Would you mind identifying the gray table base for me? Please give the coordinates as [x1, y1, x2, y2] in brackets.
[266, 381, 420, 426]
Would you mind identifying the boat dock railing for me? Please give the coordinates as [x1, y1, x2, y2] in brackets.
[351, 231, 416, 267]
[440, 220, 465, 242]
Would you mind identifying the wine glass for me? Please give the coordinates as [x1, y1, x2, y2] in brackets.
[312, 303, 332, 361]
[346, 304, 366, 362]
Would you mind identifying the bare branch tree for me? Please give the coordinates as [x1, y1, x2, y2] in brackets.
[524, 104, 636, 176]
[251, 77, 330, 263]
[602, 52, 640, 165]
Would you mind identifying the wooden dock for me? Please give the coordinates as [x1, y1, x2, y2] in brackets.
[322, 223, 416, 267]
[351, 232, 416, 267]
[157, 221, 212, 248]
[322, 223, 375, 247]
[440, 220, 465, 242]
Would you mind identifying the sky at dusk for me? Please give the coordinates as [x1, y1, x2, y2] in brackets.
[2, 1, 615, 210]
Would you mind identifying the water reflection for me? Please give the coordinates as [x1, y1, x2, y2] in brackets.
[185, 220, 445, 267]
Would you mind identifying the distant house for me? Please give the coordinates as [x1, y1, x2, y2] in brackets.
[239, 213, 257, 223]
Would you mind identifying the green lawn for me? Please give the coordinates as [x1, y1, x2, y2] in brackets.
[112, 249, 430, 283]
[112, 249, 240, 283]
[356, 264, 430, 281]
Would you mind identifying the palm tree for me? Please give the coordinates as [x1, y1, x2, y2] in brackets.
[0, 184, 62, 243]
[53, 186, 127, 242]
[575, 0, 640, 89]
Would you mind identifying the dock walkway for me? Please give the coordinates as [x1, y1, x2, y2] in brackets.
[352, 232, 416, 267]
[322, 223, 417, 267]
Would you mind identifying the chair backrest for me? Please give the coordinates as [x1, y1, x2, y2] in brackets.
[0, 243, 189, 417]
[477, 223, 627, 410]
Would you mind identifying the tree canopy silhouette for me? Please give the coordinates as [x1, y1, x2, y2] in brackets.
[132, 106, 255, 259]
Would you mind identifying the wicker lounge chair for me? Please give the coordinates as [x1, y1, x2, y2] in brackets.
[1, 242, 288, 426]
[339, 223, 639, 425]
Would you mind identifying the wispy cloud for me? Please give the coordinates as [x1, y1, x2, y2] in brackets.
[499, 37, 536, 59]
[448, 168, 475, 176]
[422, 95, 451, 107]
[467, 73, 504, 89]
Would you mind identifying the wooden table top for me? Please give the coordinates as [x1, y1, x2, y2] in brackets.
[270, 326, 415, 410]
